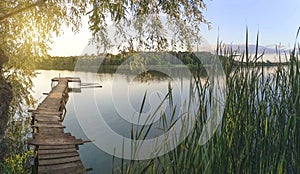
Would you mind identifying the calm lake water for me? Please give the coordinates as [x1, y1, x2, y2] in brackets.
[31, 69, 202, 174]
[30, 65, 281, 173]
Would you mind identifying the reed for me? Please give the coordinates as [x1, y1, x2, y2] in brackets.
[114, 31, 300, 173]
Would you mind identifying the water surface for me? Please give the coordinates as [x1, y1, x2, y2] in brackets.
[32, 69, 197, 173]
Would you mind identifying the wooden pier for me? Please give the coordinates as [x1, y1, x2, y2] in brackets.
[29, 77, 89, 174]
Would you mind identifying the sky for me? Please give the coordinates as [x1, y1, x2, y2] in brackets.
[49, 0, 300, 56]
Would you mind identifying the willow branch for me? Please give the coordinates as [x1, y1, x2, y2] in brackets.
[0, 2, 42, 21]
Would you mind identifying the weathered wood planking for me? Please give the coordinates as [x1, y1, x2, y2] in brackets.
[39, 145, 75, 150]
[38, 152, 79, 160]
[38, 161, 85, 174]
[51, 77, 81, 82]
[29, 77, 88, 174]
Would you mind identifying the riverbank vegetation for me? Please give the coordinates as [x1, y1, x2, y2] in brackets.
[113, 37, 300, 173]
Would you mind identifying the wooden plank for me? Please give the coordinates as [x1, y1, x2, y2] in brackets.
[38, 106, 63, 112]
[45, 93, 63, 99]
[29, 138, 84, 146]
[33, 121, 62, 125]
[34, 132, 72, 137]
[38, 105, 62, 111]
[34, 116, 61, 120]
[34, 121, 60, 124]
[38, 161, 85, 174]
[33, 110, 63, 115]
[39, 147, 77, 155]
[32, 123, 65, 128]
[52, 77, 81, 82]
[39, 166, 85, 174]
[34, 116, 60, 122]
[32, 135, 77, 142]
[33, 120, 61, 124]
[34, 114, 61, 118]
[39, 156, 81, 166]
[39, 145, 76, 150]
[38, 152, 79, 160]
[34, 121, 61, 125]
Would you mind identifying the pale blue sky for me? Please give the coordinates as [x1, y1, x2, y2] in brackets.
[50, 0, 300, 56]
[201, 0, 300, 47]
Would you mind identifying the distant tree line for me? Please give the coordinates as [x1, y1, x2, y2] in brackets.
[35, 51, 227, 71]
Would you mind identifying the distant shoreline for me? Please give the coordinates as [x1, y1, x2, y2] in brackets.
[35, 52, 295, 72]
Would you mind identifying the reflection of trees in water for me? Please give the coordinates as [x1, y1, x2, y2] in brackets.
[133, 70, 171, 83]
[132, 69, 207, 83]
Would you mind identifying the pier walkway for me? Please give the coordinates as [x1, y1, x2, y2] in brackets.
[29, 77, 89, 174]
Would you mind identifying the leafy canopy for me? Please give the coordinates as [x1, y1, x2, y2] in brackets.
[88, 0, 210, 52]
[0, 0, 86, 112]
[0, 0, 209, 111]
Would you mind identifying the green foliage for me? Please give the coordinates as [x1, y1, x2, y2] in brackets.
[0, 114, 32, 172]
[0, 0, 87, 114]
[0, 0, 87, 165]
[0, 150, 32, 174]
[87, 0, 209, 52]
[1, 0, 210, 117]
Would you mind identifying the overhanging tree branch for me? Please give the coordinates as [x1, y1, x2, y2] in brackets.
[0, 1, 43, 21]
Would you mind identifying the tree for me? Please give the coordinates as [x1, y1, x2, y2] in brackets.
[0, 0, 87, 161]
[0, 0, 209, 164]
[88, 0, 210, 52]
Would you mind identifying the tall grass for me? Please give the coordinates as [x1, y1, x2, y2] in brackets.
[113, 32, 300, 173]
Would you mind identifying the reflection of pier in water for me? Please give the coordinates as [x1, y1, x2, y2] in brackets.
[29, 77, 92, 174]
